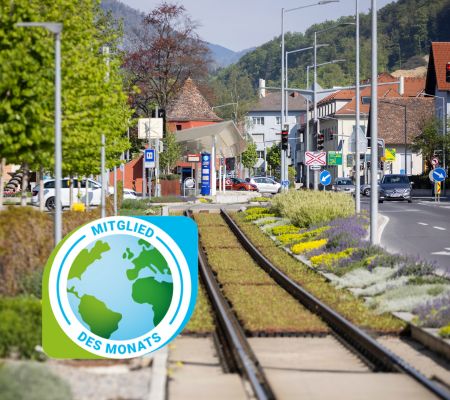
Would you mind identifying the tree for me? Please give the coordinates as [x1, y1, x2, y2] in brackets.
[411, 117, 450, 171]
[267, 143, 281, 172]
[0, 0, 132, 189]
[241, 142, 258, 176]
[159, 132, 181, 175]
[124, 2, 210, 116]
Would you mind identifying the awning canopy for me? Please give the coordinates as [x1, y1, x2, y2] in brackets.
[174, 120, 247, 158]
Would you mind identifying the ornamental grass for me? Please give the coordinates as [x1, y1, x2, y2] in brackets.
[271, 190, 354, 228]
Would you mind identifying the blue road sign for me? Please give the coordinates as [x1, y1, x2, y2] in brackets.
[200, 153, 211, 196]
[144, 149, 155, 168]
[281, 180, 290, 187]
[320, 170, 332, 186]
[432, 167, 446, 182]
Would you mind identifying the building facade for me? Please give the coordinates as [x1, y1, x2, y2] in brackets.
[246, 80, 307, 176]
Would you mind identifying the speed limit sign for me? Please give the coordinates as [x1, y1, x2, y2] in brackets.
[432, 157, 439, 167]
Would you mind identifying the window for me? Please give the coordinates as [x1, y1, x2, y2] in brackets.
[361, 97, 371, 105]
[176, 124, 182, 131]
[276, 116, 281, 125]
[44, 181, 55, 189]
[257, 151, 264, 159]
[252, 117, 265, 125]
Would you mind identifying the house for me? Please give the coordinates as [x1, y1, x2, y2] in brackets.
[425, 42, 450, 131]
[246, 79, 307, 175]
[114, 78, 223, 192]
[305, 73, 427, 182]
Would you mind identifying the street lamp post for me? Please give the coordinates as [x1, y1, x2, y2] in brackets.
[370, 0, 378, 245]
[286, 45, 324, 181]
[313, 22, 354, 190]
[16, 22, 63, 245]
[281, 1, 339, 186]
[305, 59, 345, 189]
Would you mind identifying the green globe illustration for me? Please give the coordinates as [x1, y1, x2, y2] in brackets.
[66, 234, 173, 340]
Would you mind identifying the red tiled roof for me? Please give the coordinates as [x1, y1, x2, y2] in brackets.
[427, 42, 450, 92]
[377, 98, 434, 144]
[167, 78, 222, 122]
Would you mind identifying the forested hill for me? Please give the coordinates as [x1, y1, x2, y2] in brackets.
[216, 0, 450, 89]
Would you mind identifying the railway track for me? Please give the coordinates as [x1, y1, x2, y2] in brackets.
[186, 209, 450, 400]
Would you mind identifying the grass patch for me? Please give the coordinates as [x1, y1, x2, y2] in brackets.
[232, 213, 405, 333]
[195, 213, 227, 227]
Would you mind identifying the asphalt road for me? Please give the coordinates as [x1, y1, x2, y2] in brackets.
[361, 197, 450, 276]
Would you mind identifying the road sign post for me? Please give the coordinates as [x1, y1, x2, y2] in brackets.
[320, 170, 332, 190]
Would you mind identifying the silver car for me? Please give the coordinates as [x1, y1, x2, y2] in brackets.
[332, 178, 356, 194]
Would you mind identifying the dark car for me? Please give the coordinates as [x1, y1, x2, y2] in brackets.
[379, 174, 412, 203]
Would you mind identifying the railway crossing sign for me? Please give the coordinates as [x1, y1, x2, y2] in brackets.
[306, 151, 326, 166]
[320, 170, 332, 186]
[432, 167, 446, 183]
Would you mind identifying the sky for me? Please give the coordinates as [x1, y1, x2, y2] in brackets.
[121, 0, 396, 51]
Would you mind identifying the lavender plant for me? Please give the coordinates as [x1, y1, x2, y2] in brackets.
[413, 293, 450, 328]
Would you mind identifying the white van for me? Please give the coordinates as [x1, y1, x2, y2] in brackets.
[31, 178, 108, 210]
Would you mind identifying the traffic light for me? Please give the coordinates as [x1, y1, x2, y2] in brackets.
[317, 132, 325, 151]
[281, 128, 289, 150]
[446, 62, 450, 83]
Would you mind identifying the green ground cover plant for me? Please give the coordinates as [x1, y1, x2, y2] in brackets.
[183, 284, 215, 334]
[270, 225, 299, 236]
[195, 214, 328, 334]
[291, 239, 327, 255]
[271, 190, 354, 227]
[233, 212, 405, 333]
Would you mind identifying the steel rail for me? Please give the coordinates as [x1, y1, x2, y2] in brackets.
[186, 210, 275, 400]
[221, 209, 450, 400]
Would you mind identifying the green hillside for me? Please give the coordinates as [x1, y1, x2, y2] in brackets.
[215, 0, 450, 90]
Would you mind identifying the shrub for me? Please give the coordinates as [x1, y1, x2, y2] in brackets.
[250, 197, 271, 203]
[291, 239, 327, 254]
[0, 207, 102, 296]
[121, 199, 153, 209]
[270, 225, 299, 236]
[246, 207, 270, 215]
[271, 190, 354, 227]
[0, 362, 72, 399]
[0, 297, 41, 358]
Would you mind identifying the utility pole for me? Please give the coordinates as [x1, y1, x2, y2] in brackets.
[313, 31, 319, 191]
[370, 0, 378, 245]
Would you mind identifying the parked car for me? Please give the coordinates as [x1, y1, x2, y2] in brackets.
[379, 174, 412, 203]
[360, 180, 380, 196]
[332, 178, 356, 194]
[220, 177, 257, 191]
[123, 189, 138, 200]
[31, 178, 109, 210]
[246, 176, 281, 194]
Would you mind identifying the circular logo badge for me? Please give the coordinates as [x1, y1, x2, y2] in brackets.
[48, 217, 193, 359]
